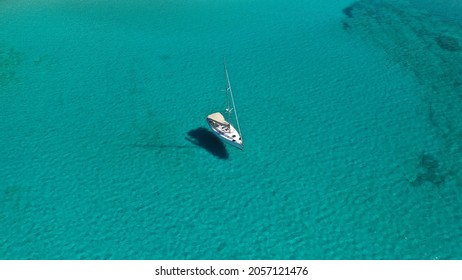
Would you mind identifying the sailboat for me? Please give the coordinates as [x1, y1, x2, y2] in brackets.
[206, 60, 244, 150]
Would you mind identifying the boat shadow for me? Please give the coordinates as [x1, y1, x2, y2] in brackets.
[185, 127, 229, 159]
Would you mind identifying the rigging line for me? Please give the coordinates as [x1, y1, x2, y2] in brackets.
[224, 58, 232, 121]
[223, 58, 243, 140]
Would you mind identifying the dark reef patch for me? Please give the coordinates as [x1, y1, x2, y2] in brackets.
[411, 152, 444, 186]
[421, 153, 439, 171]
[342, 0, 462, 188]
[342, 22, 351, 30]
[0, 46, 22, 87]
[411, 153, 446, 187]
[435, 35, 461, 52]
[342, 6, 355, 18]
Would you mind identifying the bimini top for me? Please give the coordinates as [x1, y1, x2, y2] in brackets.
[207, 112, 229, 125]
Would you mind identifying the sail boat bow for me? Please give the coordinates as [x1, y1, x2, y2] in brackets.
[206, 60, 244, 150]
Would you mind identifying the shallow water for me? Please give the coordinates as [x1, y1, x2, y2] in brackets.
[1, 0, 462, 259]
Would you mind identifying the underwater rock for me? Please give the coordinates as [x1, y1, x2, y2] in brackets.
[435, 35, 461, 52]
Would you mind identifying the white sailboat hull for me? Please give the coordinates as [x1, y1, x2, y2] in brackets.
[207, 114, 243, 150]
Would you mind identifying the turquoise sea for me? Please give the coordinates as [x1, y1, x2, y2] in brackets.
[1, 0, 462, 259]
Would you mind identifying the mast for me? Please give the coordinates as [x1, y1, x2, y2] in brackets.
[224, 59, 232, 121]
[223, 59, 243, 140]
